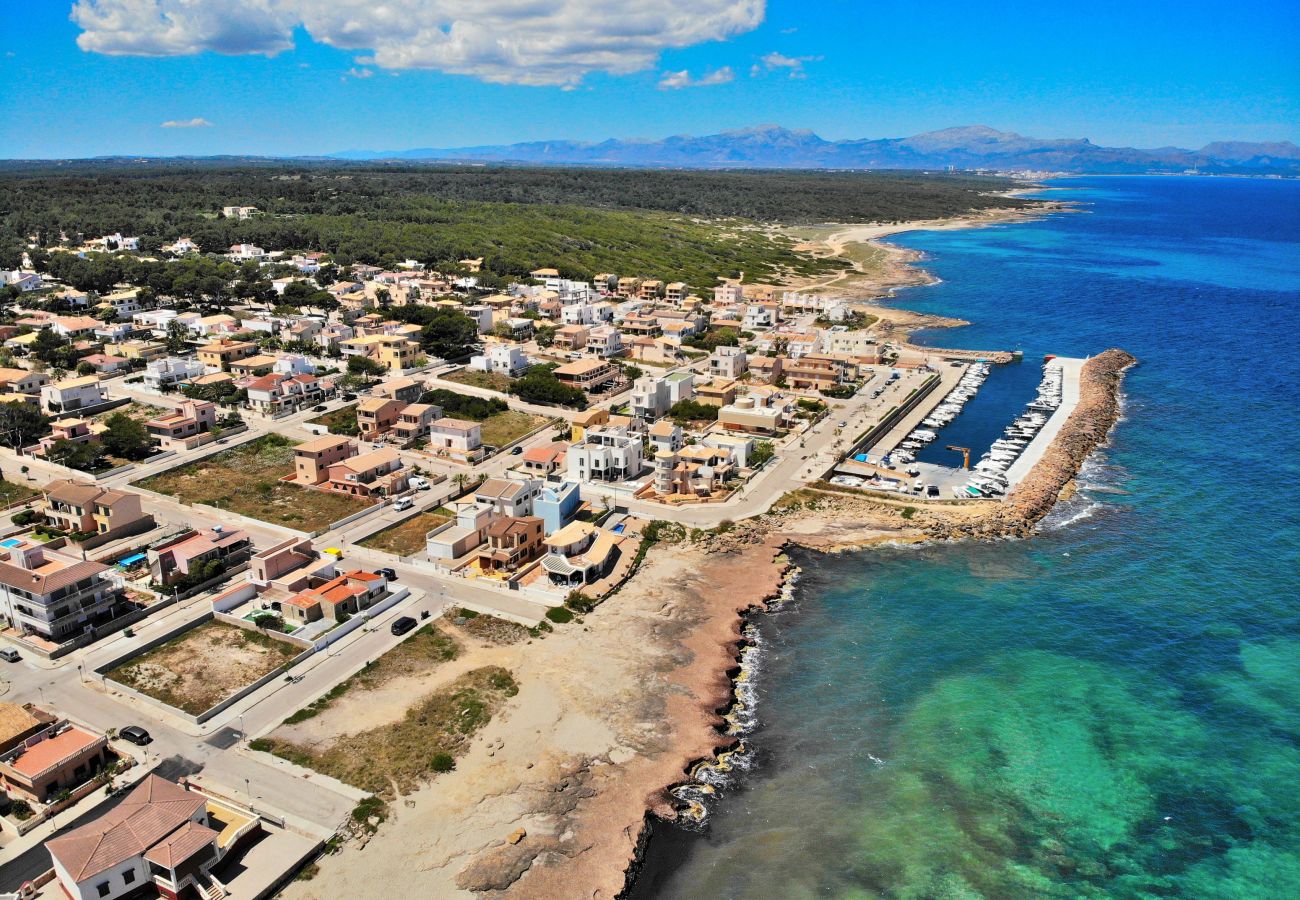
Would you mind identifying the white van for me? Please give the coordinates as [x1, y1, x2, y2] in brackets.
[409, 475, 430, 491]
[392, 496, 414, 512]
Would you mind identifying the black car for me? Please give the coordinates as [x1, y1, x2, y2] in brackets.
[510, 446, 524, 455]
[119, 725, 152, 745]
[378, 567, 397, 580]
[342, 392, 357, 401]
[390, 616, 417, 637]
[927, 485, 941, 498]
[312, 404, 328, 412]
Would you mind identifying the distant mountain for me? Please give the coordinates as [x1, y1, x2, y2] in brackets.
[334, 125, 1300, 174]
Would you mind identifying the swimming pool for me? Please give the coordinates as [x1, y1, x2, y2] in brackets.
[0, 538, 22, 548]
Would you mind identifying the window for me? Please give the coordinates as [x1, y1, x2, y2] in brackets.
[96, 883, 110, 897]
[122, 869, 136, 885]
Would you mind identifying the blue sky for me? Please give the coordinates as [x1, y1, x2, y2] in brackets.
[2, 0, 1297, 158]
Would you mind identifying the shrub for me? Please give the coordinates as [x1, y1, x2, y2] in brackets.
[248, 738, 273, 753]
[11, 509, 36, 526]
[565, 591, 595, 613]
[545, 607, 573, 624]
[430, 752, 456, 773]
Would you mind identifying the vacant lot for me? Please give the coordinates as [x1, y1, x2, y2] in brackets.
[358, 510, 450, 556]
[0, 479, 39, 507]
[442, 368, 513, 392]
[135, 434, 368, 531]
[308, 404, 359, 436]
[255, 626, 517, 795]
[479, 410, 547, 447]
[107, 620, 299, 715]
[91, 401, 167, 425]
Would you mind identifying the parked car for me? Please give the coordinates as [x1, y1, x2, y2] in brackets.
[510, 446, 524, 455]
[342, 392, 357, 401]
[119, 725, 152, 745]
[927, 485, 941, 498]
[392, 496, 414, 512]
[390, 616, 417, 637]
[409, 475, 430, 490]
[0, 648, 20, 663]
[378, 567, 397, 580]
[312, 404, 327, 412]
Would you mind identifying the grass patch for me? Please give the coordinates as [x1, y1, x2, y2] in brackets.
[479, 409, 547, 447]
[281, 625, 459, 725]
[0, 480, 40, 507]
[135, 433, 369, 530]
[307, 404, 359, 436]
[259, 665, 517, 796]
[442, 368, 514, 392]
[358, 510, 451, 556]
[107, 620, 298, 715]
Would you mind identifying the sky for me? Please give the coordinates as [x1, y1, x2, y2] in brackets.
[2, 0, 1297, 158]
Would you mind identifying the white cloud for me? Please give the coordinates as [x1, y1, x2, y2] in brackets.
[753, 50, 820, 78]
[71, 0, 766, 87]
[657, 66, 734, 89]
[344, 66, 373, 79]
[160, 117, 213, 128]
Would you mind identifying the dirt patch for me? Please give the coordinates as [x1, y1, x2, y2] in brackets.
[479, 410, 547, 448]
[358, 510, 450, 556]
[135, 433, 369, 531]
[443, 368, 513, 392]
[107, 620, 299, 715]
[450, 610, 531, 646]
[257, 665, 519, 796]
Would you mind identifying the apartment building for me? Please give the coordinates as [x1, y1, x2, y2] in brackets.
[244, 372, 332, 416]
[534, 481, 581, 535]
[566, 426, 644, 483]
[142, 357, 204, 392]
[714, 282, 744, 304]
[0, 540, 124, 642]
[472, 343, 529, 377]
[553, 359, 619, 392]
[782, 354, 858, 392]
[478, 516, 545, 573]
[585, 326, 624, 358]
[553, 325, 588, 351]
[708, 345, 748, 379]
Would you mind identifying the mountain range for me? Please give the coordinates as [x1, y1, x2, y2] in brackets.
[334, 125, 1300, 174]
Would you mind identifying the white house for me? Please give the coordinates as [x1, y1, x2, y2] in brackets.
[162, 236, 199, 255]
[473, 477, 542, 518]
[227, 243, 266, 262]
[428, 418, 484, 461]
[91, 233, 139, 252]
[585, 326, 624, 358]
[471, 344, 529, 378]
[714, 282, 744, 304]
[41, 376, 107, 413]
[709, 345, 748, 379]
[566, 425, 644, 483]
[222, 205, 259, 219]
[0, 270, 43, 292]
[273, 354, 315, 376]
[143, 357, 204, 391]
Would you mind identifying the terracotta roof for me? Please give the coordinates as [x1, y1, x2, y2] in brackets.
[7, 726, 103, 778]
[0, 556, 109, 597]
[46, 775, 205, 881]
[295, 434, 354, 454]
[142, 820, 219, 868]
[42, 478, 103, 507]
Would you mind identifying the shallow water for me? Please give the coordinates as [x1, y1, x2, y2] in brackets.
[633, 176, 1300, 899]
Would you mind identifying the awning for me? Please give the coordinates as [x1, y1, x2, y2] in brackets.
[541, 555, 582, 577]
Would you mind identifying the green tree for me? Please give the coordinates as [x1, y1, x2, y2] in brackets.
[165, 319, 190, 354]
[99, 412, 152, 459]
[0, 404, 50, 449]
[750, 440, 775, 468]
[346, 355, 387, 377]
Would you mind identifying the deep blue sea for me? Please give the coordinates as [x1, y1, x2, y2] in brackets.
[633, 176, 1300, 898]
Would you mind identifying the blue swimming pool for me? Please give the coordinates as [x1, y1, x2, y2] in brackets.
[0, 538, 22, 548]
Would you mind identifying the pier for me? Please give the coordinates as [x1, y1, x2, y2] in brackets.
[1003, 356, 1086, 490]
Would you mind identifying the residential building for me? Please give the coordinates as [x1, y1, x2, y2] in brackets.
[96, 289, 142, 320]
[0, 367, 50, 395]
[222, 205, 259, 218]
[197, 338, 258, 372]
[391, 402, 441, 445]
[374, 376, 424, 404]
[339, 333, 421, 371]
[743, 303, 778, 330]
[647, 421, 684, 456]
[0, 270, 43, 292]
[540, 522, 620, 587]
[280, 570, 388, 626]
[629, 376, 670, 421]
[192, 315, 240, 338]
[478, 516, 545, 573]
[355, 397, 405, 440]
[695, 378, 738, 407]
[426, 502, 496, 562]
[142, 357, 204, 392]
[653, 445, 738, 497]
[105, 339, 167, 363]
[46, 774, 262, 900]
[427, 417, 484, 462]
[227, 354, 278, 377]
[519, 443, 566, 478]
[585, 326, 624, 358]
[746, 354, 783, 384]
[0, 539, 125, 642]
[714, 282, 744, 304]
[534, 482, 581, 535]
[40, 376, 106, 414]
[552, 358, 618, 392]
[709, 345, 748, 379]
[40, 480, 147, 537]
[473, 477, 541, 518]
[665, 282, 688, 302]
[553, 324, 588, 351]
[148, 526, 252, 587]
[162, 236, 198, 255]
[0, 703, 54, 755]
[323, 447, 408, 499]
[0, 722, 109, 804]
[566, 425, 644, 483]
[702, 433, 756, 468]
[93, 322, 134, 343]
[78, 354, 131, 376]
[783, 354, 858, 392]
[227, 242, 266, 261]
[471, 343, 529, 377]
[718, 395, 790, 435]
[616, 277, 641, 298]
[292, 435, 356, 485]
[144, 400, 218, 451]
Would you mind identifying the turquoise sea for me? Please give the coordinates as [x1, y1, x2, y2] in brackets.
[633, 177, 1300, 898]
